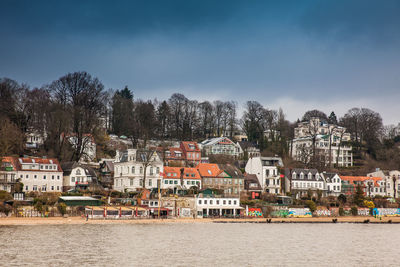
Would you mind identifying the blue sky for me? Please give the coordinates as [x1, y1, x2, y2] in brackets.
[1, 0, 399, 124]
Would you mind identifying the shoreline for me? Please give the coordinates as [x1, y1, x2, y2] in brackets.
[0, 216, 399, 225]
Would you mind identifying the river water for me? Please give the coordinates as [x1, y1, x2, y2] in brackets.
[0, 223, 398, 266]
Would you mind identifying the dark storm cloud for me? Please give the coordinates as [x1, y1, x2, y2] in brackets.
[0, 0, 399, 124]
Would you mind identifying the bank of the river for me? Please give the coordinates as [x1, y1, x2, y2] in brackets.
[1, 216, 400, 225]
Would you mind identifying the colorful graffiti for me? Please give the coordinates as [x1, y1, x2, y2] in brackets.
[373, 208, 400, 216]
[288, 208, 312, 218]
[357, 208, 370, 216]
[248, 208, 263, 217]
[315, 208, 331, 217]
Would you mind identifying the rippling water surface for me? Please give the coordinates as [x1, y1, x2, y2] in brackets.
[0, 223, 399, 266]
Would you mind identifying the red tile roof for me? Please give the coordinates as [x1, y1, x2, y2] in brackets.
[2, 157, 63, 172]
[196, 163, 223, 177]
[340, 176, 382, 187]
[181, 141, 200, 152]
[163, 166, 201, 179]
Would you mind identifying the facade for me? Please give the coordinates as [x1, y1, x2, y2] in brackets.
[285, 168, 326, 199]
[0, 157, 18, 192]
[290, 118, 353, 167]
[196, 195, 242, 217]
[245, 157, 283, 194]
[238, 141, 261, 158]
[25, 129, 45, 149]
[113, 149, 163, 192]
[180, 141, 201, 165]
[2, 157, 63, 192]
[244, 173, 262, 199]
[61, 162, 98, 191]
[197, 163, 244, 197]
[160, 147, 185, 166]
[199, 137, 243, 158]
[367, 169, 400, 197]
[340, 176, 385, 197]
[162, 166, 201, 192]
[321, 172, 342, 196]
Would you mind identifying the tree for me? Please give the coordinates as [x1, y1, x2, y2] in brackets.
[302, 110, 327, 122]
[353, 184, 364, 206]
[0, 118, 24, 156]
[328, 111, 338, 124]
[137, 149, 159, 189]
[57, 203, 67, 216]
[47, 72, 107, 162]
[111, 86, 134, 136]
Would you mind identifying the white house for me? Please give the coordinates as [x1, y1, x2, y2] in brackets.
[162, 166, 201, 193]
[245, 157, 284, 194]
[113, 149, 163, 192]
[321, 172, 342, 196]
[199, 137, 243, 158]
[285, 168, 326, 199]
[367, 169, 400, 197]
[2, 157, 63, 192]
[290, 118, 353, 167]
[61, 162, 98, 191]
[196, 196, 242, 218]
[64, 133, 97, 162]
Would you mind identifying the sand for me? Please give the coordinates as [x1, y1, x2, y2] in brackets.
[0, 216, 399, 225]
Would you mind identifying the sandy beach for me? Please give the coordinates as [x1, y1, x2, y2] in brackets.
[0, 216, 399, 225]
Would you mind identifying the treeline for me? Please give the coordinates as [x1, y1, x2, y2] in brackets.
[1, 71, 399, 169]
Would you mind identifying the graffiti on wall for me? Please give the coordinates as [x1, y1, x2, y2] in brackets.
[357, 208, 370, 216]
[315, 208, 331, 217]
[288, 208, 312, 218]
[373, 208, 400, 216]
[248, 208, 263, 217]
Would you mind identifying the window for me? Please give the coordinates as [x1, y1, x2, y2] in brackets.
[132, 167, 135, 174]
[130, 179, 133, 186]
[210, 200, 213, 205]
[228, 200, 231, 205]
[204, 200, 207, 204]
[40, 165, 43, 169]
[45, 165, 48, 170]
[198, 200, 202, 204]
[42, 185, 46, 192]
[33, 185, 37, 191]
[72, 177, 75, 183]
[156, 167, 160, 174]
[43, 175, 46, 180]
[164, 180, 168, 184]
[149, 179, 152, 186]
[223, 200, 226, 205]
[20, 174, 23, 179]
[233, 200, 237, 205]
[52, 175, 55, 180]
[51, 186, 54, 190]
[25, 185, 28, 191]
[150, 167, 154, 175]
[174, 180, 178, 184]
[57, 176, 60, 180]
[140, 167, 143, 174]
[169, 180, 173, 184]
[57, 186, 59, 190]
[216, 200, 220, 205]
[76, 169, 81, 175]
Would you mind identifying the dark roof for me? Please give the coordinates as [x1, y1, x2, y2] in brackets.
[217, 164, 244, 178]
[322, 172, 339, 183]
[244, 173, 262, 190]
[61, 162, 97, 177]
[285, 168, 321, 182]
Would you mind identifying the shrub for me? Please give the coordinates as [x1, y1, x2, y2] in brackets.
[351, 206, 358, 216]
[57, 203, 67, 216]
[305, 200, 317, 212]
[339, 207, 345, 216]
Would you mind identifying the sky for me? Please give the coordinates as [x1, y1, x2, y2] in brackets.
[1, 0, 399, 124]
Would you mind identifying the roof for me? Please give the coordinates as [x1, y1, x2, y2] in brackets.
[61, 162, 97, 177]
[2, 156, 62, 172]
[217, 164, 244, 178]
[59, 196, 98, 201]
[321, 172, 340, 183]
[180, 141, 200, 152]
[260, 157, 284, 167]
[200, 137, 235, 146]
[163, 166, 201, 179]
[244, 173, 262, 190]
[286, 168, 322, 182]
[340, 176, 382, 187]
[196, 163, 223, 177]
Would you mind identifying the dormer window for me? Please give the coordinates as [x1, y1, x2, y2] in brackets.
[292, 173, 296, 179]
[300, 173, 304, 179]
[308, 173, 312, 180]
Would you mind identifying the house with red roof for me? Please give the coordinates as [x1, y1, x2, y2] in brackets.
[180, 141, 201, 165]
[340, 176, 384, 197]
[1, 156, 63, 193]
[162, 166, 201, 193]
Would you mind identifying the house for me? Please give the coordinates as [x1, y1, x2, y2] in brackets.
[0, 157, 18, 193]
[197, 163, 244, 197]
[159, 147, 186, 166]
[196, 193, 242, 218]
[290, 117, 353, 167]
[25, 129, 45, 149]
[285, 168, 326, 199]
[321, 172, 342, 196]
[244, 173, 262, 199]
[199, 137, 243, 158]
[99, 159, 114, 188]
[2, 157, 63, 192]
[59, 196, 102, 206]
[162, 166, 202, 193]
[340, 176, 384, 197]
[61, 162, 98, 191]
[113, 149, 163, 192]
[367, 169, 400, 197]
[245, 157, 283, 194]
[238, 141, 260, 158]
[180, 141, 201, 165]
